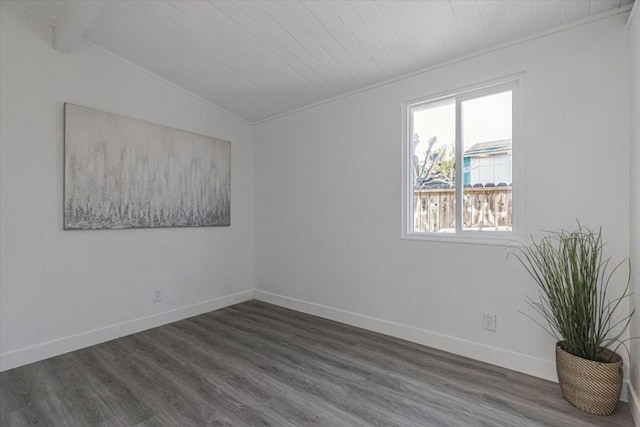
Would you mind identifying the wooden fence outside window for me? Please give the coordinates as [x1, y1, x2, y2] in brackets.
[413, 186, 512, 233]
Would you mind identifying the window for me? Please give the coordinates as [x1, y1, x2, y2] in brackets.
[403, 78, 521, 241]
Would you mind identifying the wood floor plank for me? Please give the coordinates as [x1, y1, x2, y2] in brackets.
[197, 310, 464, 425]
[1, 300, 634, 426]
[184, 316, 437, 426]
[139, 328, 349, 427]
[67, 349, 154, 426]
[171, 318, 380, 426]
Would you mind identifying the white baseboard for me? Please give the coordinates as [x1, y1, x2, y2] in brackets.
[0, 289, 254, 372]
[630, 383, 640, 426]
[253, 289, 630, 403]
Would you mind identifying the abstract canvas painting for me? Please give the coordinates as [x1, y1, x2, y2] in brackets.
[64, 103, 230, 230]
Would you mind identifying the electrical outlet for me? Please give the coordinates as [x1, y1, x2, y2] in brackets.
[152, 288, 164, 303]
[483, 313, 497, 332]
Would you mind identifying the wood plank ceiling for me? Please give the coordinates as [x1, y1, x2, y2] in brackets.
[13, 0, 634, 123]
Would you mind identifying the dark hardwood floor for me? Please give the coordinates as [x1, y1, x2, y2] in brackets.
[0, 300, 634, 426]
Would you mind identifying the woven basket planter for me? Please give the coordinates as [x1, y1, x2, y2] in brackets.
[555, 341, 623, 415]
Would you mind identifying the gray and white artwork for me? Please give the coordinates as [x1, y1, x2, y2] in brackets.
[64, 104, 230, 230]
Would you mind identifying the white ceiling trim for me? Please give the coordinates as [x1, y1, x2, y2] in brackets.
[253, 3, 633, 126]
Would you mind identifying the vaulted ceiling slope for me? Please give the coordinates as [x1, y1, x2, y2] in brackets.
[12, 0, 634, 123]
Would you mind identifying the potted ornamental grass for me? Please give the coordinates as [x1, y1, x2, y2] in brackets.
[509, 223, 635, 416]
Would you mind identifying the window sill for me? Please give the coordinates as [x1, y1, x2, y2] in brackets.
[401, 232, 523, 247]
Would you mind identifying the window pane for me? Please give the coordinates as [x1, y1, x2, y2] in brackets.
[411, 100, 456, 233]
[461, 91, 512, 231]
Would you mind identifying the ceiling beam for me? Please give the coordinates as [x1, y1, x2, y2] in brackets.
[54, 1, 106, 53]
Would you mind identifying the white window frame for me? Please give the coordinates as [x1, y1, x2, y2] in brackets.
[401, 74, 525, 245]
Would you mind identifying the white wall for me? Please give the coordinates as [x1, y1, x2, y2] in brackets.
[0, 4, 254, 370]
[628, 3, 640, 423]
[254, 14, 631, 387]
